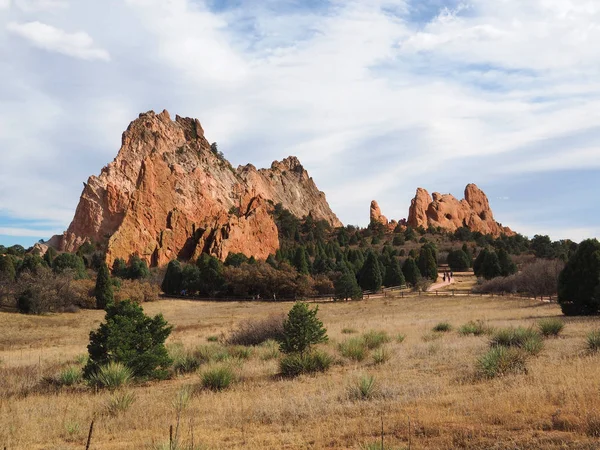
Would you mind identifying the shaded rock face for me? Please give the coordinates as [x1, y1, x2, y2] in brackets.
[49, 110, 341, 267]
[407, 184, 514, 237]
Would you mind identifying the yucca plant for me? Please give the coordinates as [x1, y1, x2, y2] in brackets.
[89, 362, 132, 389]
[339, 337, 368, 361]
[348, 375, 378, 400]
[372, 347, 390, 365]
[476, 346, 528, 379]
[587, 330, 600, 352]
[57, 366, 82, 386]
[105, 390, 136, 416]
[538, 318, 565, 337]
[362, 330, 390, 349]
[201, 365, 235, 391]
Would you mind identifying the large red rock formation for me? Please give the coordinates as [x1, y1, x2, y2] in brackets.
[49, 110, 341, 267]
[407, 184, 514, 237]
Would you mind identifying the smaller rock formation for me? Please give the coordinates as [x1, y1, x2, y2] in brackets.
[407, 184, 514, 237]
[370, 200, 388, 226]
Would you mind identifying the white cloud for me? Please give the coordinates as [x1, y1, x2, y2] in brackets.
[0, 0, 10, 10]
[0, 227, 62, 237]
[6, 21, 109, 61]
[1, 0, 600, 243]
[14, 0, 68, 12]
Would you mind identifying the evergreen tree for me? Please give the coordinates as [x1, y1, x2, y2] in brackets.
[52, 253, 87, 279]
[196, 253, 225, 295]
[0, 255, 16, 282]
[402, 257, 421, 286]
[461, 243, 473, 267]
[18, 253, 44, 274]
[278, 302, 328, 355]
[558, 239, 600, 316]
[111, 258, 128, 278]
[384, 258, 405, 287]
[293, 247, 309, 275]
[95, 262, 114, 309]
[161, 260, 183, 295]
[224, 252, 248, 267]
[481, 250, 502, 280]
[473, 249, 489, 277]
[498, 248, 517, 277]
[43, 247, 56, 267]
[359, 251, 383, 291]
[447, 249, 470, 272]
[334, 270, 362, 301]
[128, 255, 150, 280]
[418, 245, 438, 282]
[84, 300, 172, 379]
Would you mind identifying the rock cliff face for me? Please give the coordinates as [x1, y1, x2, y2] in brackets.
[407, 184, 514, 237]
[49, 110, 341, 267]
[370, 200, 388, 226]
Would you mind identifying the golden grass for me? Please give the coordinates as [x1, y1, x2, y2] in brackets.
[1, 295, 600, 449]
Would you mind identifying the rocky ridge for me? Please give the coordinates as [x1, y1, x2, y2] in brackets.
[49, 110, 341, 267]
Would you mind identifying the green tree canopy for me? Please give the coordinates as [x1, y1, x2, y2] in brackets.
[279, 302, 328, 355]
[402, 257, 421, 286]
[161, 260, 183, 295]
[558, 239, 600, 316]
[359, 251, 382, 291]
[384, 257, 405, 287]
[418, 245, 438, 282]
[84, 300, 172, 379]
[52, 253, 87, 279]
[95, 262, 114, 309]
[334, 270, 362, 301]
[447, 249, 470, 272]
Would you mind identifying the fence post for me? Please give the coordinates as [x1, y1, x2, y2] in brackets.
[85, 420, 94, 450]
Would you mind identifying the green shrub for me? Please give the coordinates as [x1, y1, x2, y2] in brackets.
[587, 330, 600, 352]
[490, 326, 544, 355]
[339, 337, 368, 361]
[279, 302, 328, 355]
[194, 344, 230, 363]
[459, 320, 487, 336]
[172, 353, 201, 375]
[341, 328, 357, 334]
[538, 318, 565, 337]
[476, 347, 528, 378]
[348, 375, 378, 400]
[362, 330, 390, 349]
[279, 350, 333, 377]
[57, 366, 82, 386]
[105, 390, 136, 416]
[201, 365, 235, 391]
[372, 347, 390, 365]
[89, 362, 132, 389]
[433, 322, 452, 333]
[395, 334, 406, 343]
[228, 345, 253, 360]
[207, 335, 219, 342]
[84, 300, 172, 380]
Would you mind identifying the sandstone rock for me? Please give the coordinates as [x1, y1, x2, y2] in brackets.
[370, 200, 388, 226]
[50, 110, 341, 267]
[406, 184, 514, 237]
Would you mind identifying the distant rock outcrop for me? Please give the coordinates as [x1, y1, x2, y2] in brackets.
[49, 110, 341, 266]
[407, 184, 514, 237]
[370, 200, 388, 226]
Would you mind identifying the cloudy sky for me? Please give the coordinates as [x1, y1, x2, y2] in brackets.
[1, 0, 599, 247]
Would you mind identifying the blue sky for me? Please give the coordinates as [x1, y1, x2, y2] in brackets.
[1, 0, 599, 248]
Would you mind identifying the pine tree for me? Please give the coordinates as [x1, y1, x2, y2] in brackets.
[43, 247, 56, 267]
[558, 239, 600, 316]
[359, 251, 382, 291]
[418, 245, 438, 282]
[128, 255, 150, 280]
[84, 300, 172, 379]
[279, 302, 328, 355]
[462, 243, 473, 267]
[498, 249, 517, 277]
[447, 249, 470, 272]
[481, 250, 502, 280]
[161, 260, 183, 295]
[95, 262, 114, 309]
[384, 258, 405, 287]
[293, 247, 309, 275]
[334, 269, 362, 301]
[402, 257, 421, 286]
[0, 255, 16, 282]
[111, 258, 128, 278]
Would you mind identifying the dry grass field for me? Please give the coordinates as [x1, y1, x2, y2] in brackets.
[1, 294, 600, 449]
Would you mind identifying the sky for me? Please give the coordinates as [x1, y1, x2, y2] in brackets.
[1, 0, 599, 248]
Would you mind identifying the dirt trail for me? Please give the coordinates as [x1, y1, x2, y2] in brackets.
[427, 274, 456, 292]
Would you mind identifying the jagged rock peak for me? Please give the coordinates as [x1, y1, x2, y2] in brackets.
[370, 200, 388, 226]
[407, 184, 514, 237]
[49, 111, 342, 266]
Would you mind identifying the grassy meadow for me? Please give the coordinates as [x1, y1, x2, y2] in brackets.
[1, 294, 600, 449]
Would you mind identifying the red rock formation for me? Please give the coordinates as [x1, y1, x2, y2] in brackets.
[49, 110, 341, 266]
[370, 200, 388, 226]
[406, 184, 514, 237]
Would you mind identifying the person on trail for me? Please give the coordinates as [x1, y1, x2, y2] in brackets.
[449, 271, 453, 280]
[443, 273, 446, 282]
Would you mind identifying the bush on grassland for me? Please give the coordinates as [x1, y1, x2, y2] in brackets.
[114, 279, 159, 304]
[227, 314, 285, 346]
[476, 346, 528, 378]
[489, 327, 544, 355]
[279, 350, 333, 377]
[538, 318, 565, 337]
[201, 365, 235, 391]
